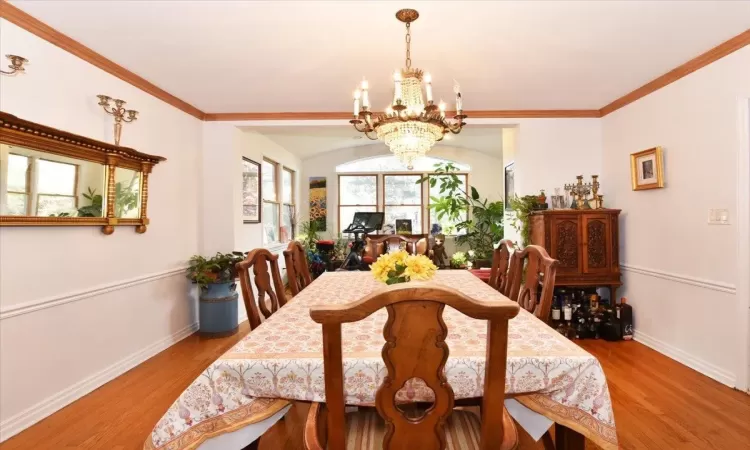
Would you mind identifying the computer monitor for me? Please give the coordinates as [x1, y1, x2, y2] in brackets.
[349, 211, 384, 231]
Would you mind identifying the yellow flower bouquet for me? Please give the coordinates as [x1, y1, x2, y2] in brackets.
[371, 250, 438, 285]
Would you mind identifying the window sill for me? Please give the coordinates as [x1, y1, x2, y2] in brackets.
[264, 242, 288, 253]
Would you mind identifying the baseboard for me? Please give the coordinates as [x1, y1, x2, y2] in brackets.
[634, 330, 736, 387]
[0, 321, 199, 442]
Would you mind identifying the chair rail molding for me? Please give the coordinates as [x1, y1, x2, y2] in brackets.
[620, 263, 736, 294]
[0, 267, 187, 320]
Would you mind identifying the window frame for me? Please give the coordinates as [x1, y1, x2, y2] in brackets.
[338, 173, 379, 234]
[262, 157, 281, 245]
[34, 158, 80, 215]
[6, 152, 32, 215]
[282, 166, 295, 242]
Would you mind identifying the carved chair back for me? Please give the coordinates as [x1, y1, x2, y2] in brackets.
[508, 245, 559, 323]
[236, 248, 288, 330]
[365, 234, 429, 258]
[310, 284, 520, 450]
[283, 241, 312, 296]
[488, 239, 515, 296]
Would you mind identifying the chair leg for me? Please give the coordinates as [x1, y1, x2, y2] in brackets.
[541, 430, 555, 450]
[554, 423, 585, 450]
[243, 438, 260, 450]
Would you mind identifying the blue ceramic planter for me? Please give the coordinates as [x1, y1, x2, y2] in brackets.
[199, 281, 239, 337]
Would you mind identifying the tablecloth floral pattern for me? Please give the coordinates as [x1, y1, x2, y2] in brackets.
[146, 271, 618, 450]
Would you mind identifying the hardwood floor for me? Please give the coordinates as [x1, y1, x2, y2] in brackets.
[3, 322, 749, 450]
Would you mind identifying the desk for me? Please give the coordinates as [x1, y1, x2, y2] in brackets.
[146, 271, 617, 450]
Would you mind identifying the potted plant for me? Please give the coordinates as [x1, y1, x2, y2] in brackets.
[186, 251, 247, 337]
[450, 251, 468, 269]
[509, 195, 541, 247]
[418, 163, 504, 265]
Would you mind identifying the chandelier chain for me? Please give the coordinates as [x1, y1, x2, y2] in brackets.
[405, 23, 411, 69]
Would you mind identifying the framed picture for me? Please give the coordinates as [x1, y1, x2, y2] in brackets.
[504, 162, 515, 209]
[630, 147, 664, 191]
[395, 219, 412, 234]
[242, 157, 261, 223]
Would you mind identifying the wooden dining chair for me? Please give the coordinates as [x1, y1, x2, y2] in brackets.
[236, 248, 288, 330]
[283, 241, 312, 296]
[488, 239, 515, 296]
[304, 283, 520, 450]
[507, 245, 559, 323]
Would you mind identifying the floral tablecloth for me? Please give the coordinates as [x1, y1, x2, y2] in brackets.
[145, 271, 618, 450]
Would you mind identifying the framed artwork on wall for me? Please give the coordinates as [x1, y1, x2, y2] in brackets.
[504, 162, 515, 209]
[395, 219, 412, 234]
[630, 147, 664, 191]
[242, 157, 261, 223]
[309, 177, 327, 231]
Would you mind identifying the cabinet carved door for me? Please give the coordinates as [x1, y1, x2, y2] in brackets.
[549, 216, 581, 274]
[582, 215, 611, 274]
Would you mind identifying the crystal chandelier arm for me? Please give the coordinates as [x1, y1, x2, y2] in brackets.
[351, 121, 370, 133]
[364, 130, 378, 140]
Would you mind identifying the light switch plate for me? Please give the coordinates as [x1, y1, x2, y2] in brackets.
[708, 209, 730, 225]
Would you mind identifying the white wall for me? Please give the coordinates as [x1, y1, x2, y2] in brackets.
[199, 125, 301, 324]
[601, 45, 750, 387]
[0, 20, 203, 440]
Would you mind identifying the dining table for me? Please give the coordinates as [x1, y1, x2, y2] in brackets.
[145, 270, 618, 450]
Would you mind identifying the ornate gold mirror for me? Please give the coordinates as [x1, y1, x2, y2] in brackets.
[0, 112, 165, 234]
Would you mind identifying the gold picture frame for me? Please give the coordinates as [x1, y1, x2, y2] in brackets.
[630, 147, 664, 191]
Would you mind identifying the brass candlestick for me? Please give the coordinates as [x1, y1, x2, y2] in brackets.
[1, 55, 28, 76]
[97, 95, 138, 146]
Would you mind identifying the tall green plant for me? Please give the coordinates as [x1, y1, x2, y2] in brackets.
[417, 162, 504, 259]
[77, 187, 103, 217]
[508, 194, 540, 247]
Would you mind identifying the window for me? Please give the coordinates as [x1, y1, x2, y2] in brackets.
[335, 156, 471, 235]
[384, 175, 422, 233]
[281, 167, 295, 242]
[338, 175, 377, 233]
[36, 159, 78, 216]
[262, 159, 279, 244]
[6, 154, 31, 215]
[428, 174, 468, 235]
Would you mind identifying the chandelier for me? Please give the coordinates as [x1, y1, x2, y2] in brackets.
[350, 9, 467, 169]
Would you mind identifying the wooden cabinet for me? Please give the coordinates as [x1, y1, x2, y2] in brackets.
[530, 209, 621, 301]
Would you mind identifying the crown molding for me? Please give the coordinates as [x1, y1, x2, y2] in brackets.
[2, 0, 748, 122]
[205, 109, 602, 121]
[0, 0, 205, 120]
[599, 28, 750, 117]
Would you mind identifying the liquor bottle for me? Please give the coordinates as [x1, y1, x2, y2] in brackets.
[551, 302, 561, 325]
[589, 294, 599, 311]
[619, 297, 634, 340]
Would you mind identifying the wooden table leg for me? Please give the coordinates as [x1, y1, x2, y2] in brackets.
[555, 423, 585, 450]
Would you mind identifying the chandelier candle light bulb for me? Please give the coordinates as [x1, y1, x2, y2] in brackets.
[348, 8, 467, 169]
[361, 79, 370, 109]
[353, 90, 361, 117]
[425, 73, 433, 103]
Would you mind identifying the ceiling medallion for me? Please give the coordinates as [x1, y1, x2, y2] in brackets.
[350, 9, 467, 169]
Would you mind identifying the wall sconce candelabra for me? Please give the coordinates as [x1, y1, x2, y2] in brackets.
[96, 95, 138, 146]
[1, 54, 28, 76]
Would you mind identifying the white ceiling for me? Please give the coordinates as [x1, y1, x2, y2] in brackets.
[10, 1, 750, 112]
[246, 125, 504, 160]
